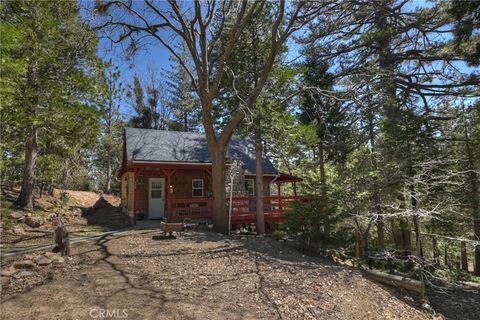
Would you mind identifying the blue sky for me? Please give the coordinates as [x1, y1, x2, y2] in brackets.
[86, 0, 477, 119]
[97, 35, 173, 117]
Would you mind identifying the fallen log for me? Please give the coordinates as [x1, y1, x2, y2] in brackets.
[362, 268, 425, 299]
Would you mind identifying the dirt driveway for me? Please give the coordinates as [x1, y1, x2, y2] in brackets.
[1, 229, 433, 320]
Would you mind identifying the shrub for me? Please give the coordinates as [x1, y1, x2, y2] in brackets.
[280, 196, 347, 245]
[271, 229, 287, 239]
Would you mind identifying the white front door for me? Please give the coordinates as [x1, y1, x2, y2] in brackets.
[149, 178, 165, 219]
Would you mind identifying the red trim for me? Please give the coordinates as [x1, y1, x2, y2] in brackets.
[133, 169, 137, 224]
[274, 172, 303, 183]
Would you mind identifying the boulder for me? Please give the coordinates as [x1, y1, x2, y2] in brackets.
[69, 207, 82, 216]
[13, 270, 33, 279]
[34, 255, 52, 266]
[45, 252, 64, 263]
[54, 256, 65, 264]
[13, 260, 35, 269]
[44, 252, 56, 258]
[0, 266, 18, 277]
[12, 226, 25, 235]
[9, 212, 25, 220]
[25, 216, 45, 228]
[1, 276, 10, 288]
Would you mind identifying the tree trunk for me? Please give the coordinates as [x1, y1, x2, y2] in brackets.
[255, 128, 265, 234]
[461, 241, 468, 271]
[16, 127, 37, 209]
[318, 141, 327, 198]
[411, 188, 424, 259]
[374, 190, 385, 250]
[105, 156, 112, 194]
[464, 119, 480, 275]
[184, 111, 188, 132]
[318, 141, 330, 236]
[367, 105, 385, 251]
[211, 148, 228, 234]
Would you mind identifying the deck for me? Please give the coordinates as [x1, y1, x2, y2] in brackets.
[165, 195, 310, 224]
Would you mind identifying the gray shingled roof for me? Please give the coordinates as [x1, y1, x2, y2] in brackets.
[125, 128, 278, 174]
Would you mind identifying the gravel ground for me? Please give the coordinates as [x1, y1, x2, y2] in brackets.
[1, 230, 432, 320]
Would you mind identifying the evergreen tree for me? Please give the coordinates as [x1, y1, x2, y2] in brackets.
[165, 52, 201, 132]
[96, 60, 125, 193]
[1, 0, 103, 208]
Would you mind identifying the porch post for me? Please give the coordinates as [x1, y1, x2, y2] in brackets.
[133, 169, 137, 225]
[277, 184, 282, 212]
[161, 168, 176, 222]
[165, 169, 170, 221]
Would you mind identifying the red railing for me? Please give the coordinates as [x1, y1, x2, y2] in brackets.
[229, 195, 310, 224]
[167, 197, 213, 222]
[166, 195, 310, 224]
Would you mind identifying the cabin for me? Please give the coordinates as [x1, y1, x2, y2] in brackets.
[118, 128, 308, 228]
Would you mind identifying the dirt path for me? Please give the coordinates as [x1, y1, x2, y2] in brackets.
[1, 230, 431, 320]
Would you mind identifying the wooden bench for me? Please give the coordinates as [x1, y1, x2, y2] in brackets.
[161, 222, 186, 237]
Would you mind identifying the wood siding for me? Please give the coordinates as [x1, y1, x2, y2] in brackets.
[121, 168, 274, 218]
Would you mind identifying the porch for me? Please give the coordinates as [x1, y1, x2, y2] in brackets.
[121, 163, 308, 227]
[166, 195, 311, 225]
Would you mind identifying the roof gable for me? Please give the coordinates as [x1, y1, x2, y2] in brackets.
[124, 128, 278, 174]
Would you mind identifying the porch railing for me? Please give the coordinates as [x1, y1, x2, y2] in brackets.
[166, 195, 310, 224]
[229, 195, 310, 224]
[167, 197, 213, 221]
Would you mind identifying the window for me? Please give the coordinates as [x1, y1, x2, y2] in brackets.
[192, 179, 204, 197]
[245, 179, 255, 196]
[151, 181, 163, 199]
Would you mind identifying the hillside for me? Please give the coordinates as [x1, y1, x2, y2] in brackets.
[1, 188, 128, 249]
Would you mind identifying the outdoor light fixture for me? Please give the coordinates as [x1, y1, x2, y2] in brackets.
[169, 185, 174, 194]
[136, 175, 144, 185]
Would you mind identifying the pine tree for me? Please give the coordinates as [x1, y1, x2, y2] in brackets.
[1, 0, 102, 209]
[164, 51, 201, 132]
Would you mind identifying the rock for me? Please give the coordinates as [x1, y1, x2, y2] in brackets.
[13, 270, 33, 279]
[44, 252, 57, 259]
[53, 257, 65, 264]
[13, 260, 35, 269]
[45, 252, 65, 263]
[34, 255, 52, 266]
[25, 216, 45, 228]
[421, 301, 433, 312]
[69, 207, 82, 216]
[1, 276, 10, 287]
[0, 266, 18, 277]
[9, 212, 25, 220]
[12, 226, 25, 235]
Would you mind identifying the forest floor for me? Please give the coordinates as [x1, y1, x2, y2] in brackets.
[1, 188, 128, 249]
[1, 229, 432, 320]
[1, 189, 479, 319]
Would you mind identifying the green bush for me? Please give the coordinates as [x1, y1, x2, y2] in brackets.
[435, 268, 480, 282]
[271, 229, 287, 239]
[70, 175, 95, 191]
[280, 196, 348, 245]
